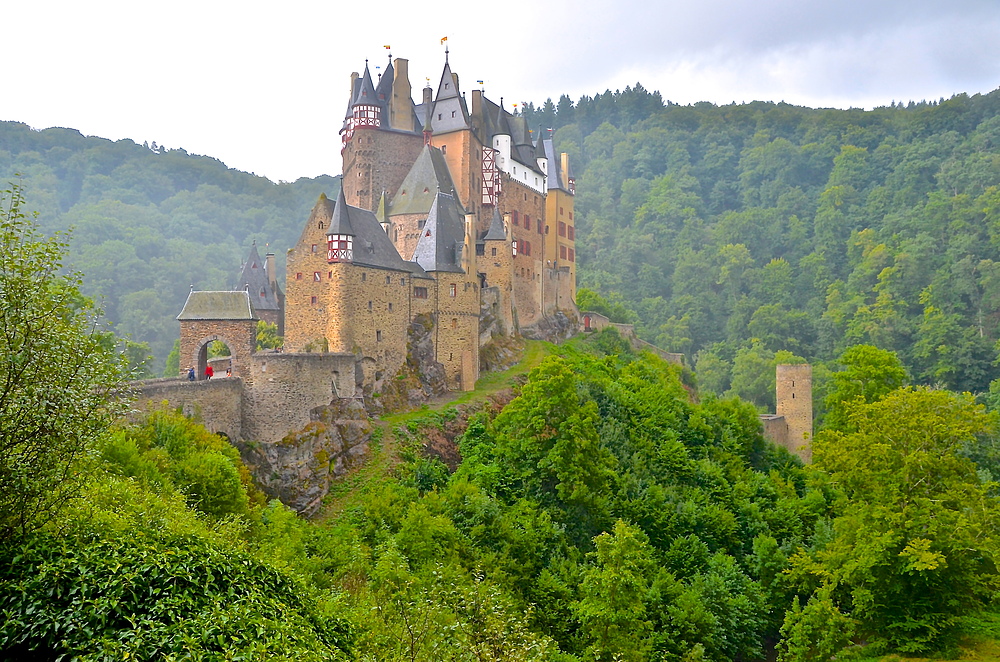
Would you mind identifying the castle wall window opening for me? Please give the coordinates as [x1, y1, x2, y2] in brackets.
[414, 286, 428, 299]
[559, 222, 566, 237]
[450, 283, 457, 297]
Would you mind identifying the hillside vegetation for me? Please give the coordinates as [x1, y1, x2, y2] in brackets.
[523, 86, 1000, 408]
[5, 179, 1000, 660]
[0, 122, 338, 370]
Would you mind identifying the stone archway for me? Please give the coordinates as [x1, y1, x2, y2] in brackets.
[179, 319, 257, 381]
[190, 335, 238, 381]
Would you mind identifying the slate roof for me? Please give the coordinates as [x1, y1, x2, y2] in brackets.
[328, 188, 413, 272]
[389, 145, 460, 216]
[542, 137, 571, 192]
[483, 207, 507, 241]
[431, 60, 470, 133]
[177, 290, 256, 321]
[235, 244, 280, 311]
[412, 192, 467, 273]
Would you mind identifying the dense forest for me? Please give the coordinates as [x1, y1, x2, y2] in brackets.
[6, 86, 1000, 399]
[5, 179, 1000, 660]
[0, 122, 337, 371]
[523, 87, 1000, 409]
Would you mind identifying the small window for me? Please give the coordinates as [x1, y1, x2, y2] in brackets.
[451, 110, 456, 118]
[361, 273, 367, 282]
[311, 295, 318, 304]
[568, 248, 575, 261]
[388, 302, 394, 312]
[368, 301, 373, 311]
[524, 215, 531, 231]
[537, 221, 543, 235]
[401, 277, 406, 285]
[451, 318, 458, 329]
[491, 247, 497, 257]
[328, 271, 332, 279]
[512, 211, 519, 226]
[438, 113, 442, 120]
[568, 226, 575, 240]
[450, 283, 457, 297]
[414, 286, 428, 299]
[560, 206, 564, 215]
[318, 221, 325, 229]
[569, 212, 573, 220]
[377, 330, 383, 342]
[560, 245, 567, 259]
[385, 275, 391, 285]
[296, 272, 303, 280]
[559, 222, 566, 237]
[441, 144, 447, 155]
[311, 244, 317, 252]
[314, 272, 321, 281]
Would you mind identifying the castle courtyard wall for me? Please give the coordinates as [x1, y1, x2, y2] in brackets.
[242, 352, 360, 444]
[133, 377, 244, 442]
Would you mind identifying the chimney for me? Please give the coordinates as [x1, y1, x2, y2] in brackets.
[265, 252, 277, 291]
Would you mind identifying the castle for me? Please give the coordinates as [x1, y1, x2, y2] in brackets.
[175, 51, 578, 409]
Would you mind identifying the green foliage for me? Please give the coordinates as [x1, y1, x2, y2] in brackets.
[0, 182, 126, 538]
[823, 344, 908, 431]
[99, 409, 259, 519]
[256, 319, 283, 350]
[796, 387, 1000, 654]
[0, 122, 339, 370]
[0, 527, 350, 660]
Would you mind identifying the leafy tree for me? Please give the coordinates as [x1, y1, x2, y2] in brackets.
[823, 344, 908, 431]
[0, 183, 125, 538]
[799, 388, 1000, 654]
[257, 319, 283, 350]
[575, 520, 654, 662]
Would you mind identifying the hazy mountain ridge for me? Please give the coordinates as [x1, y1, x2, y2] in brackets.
[0, 121, 339, 369]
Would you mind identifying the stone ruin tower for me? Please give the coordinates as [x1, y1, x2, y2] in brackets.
[775, 363, 813, 463]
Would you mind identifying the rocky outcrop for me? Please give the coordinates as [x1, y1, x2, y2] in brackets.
[237, 398, 372, 516]
[479, 335, 523, 373]
[521, 309, 577, 343]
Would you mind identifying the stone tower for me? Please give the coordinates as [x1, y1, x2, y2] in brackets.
[775, 364, 813, 463]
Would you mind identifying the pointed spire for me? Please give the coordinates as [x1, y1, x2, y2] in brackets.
[328, 186, 355, 236]
[352, 60, 378, 107]
[375, 190, 389, 224]
[484, 207, 507, 241]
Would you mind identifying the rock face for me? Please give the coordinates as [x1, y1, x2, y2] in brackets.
[237, 398, 372, 516]
[521, 310, 578, 343]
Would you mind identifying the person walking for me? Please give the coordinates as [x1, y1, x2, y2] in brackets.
[187, 366, 195, 381]
[205, 365, 214, 380]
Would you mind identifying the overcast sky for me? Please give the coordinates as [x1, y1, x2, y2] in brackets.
[5, 0, 1000, 182]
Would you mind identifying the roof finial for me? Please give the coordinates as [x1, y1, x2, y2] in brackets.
[440, 36, 449, 63]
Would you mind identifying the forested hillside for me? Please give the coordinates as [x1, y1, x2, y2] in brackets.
[0, 122, 338, 370]
[6, 179, 1000, 660]
[6, 85, 1000, 394]
[523, 86, 1000, 405]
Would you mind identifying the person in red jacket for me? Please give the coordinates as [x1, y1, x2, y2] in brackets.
[205, 364, 214, 380]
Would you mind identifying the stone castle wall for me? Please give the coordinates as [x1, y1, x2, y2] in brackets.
[432, 271, 481, 390]
[502, 178, 547, 328]
[285, 200, 335, 352]
[242, 352, 360, 444]
[343, 129, 424, 212]
[133, 377, 244, 441]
